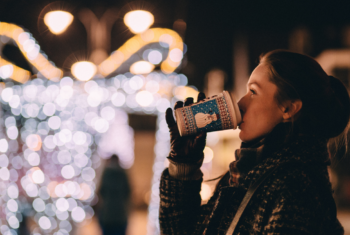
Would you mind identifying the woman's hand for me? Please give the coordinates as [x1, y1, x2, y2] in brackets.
[165, 92, 207, 163]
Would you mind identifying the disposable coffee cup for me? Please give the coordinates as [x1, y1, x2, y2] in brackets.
[175, 91, 242, 136]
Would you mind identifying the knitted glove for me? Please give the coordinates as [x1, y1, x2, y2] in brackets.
[165, 92, 207, 164]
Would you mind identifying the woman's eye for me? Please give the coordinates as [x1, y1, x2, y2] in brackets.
[250, 89, 256, 95]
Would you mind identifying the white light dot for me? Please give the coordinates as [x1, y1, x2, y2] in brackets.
[6, 126, 18, 140]
[169, 48, 183, 63]
[5, 116, 16, 128]
[48, 116, 61, 130]
[25, 183, 38, 197]
[39, 216, 52, 230]
[61, 165, 75, 179]
[57, 150, 72, 164]
[33, 198, 46, 212]
[0, 139, 9, 152]
[71, 61, 96, 81]
[55, 184, 68, 198]
[56, 210, 69, 220]
[8, 216, 19, 229]
[67, 198, 77, 211]
[148, 50, 162, 64]
[32, 169, 45, 184]
[39, 186, 50, 200]
[53, 133, 65, 147]
[129, 75, 144, 90]
[73, 131, 87, 145]
[44, 135, 56, 149]
[60, 77, 74, 87]
[100, 106, 115, 121]
[74, 154, 88, 168]
[71, 207, 86, 222]
[136, 91, 153, 107]
[94, 118, 109, 133]
[59, 129, 72, 143]
[7, 199, 18, 212]
[26, 103, 40, 118]
[111, 92, 126, 107]
[7, 185, 19, 199]
[60, 220, 72, 232]
[60, 86, 73, 99]
[9, 95, 20, 108]
[87, 90, 102, 107]
[56, 198, 69, 212]
[1, 87, 13, 102]
[0, 167, 10, 180]
[43, 102, 56, 116]
[65, 181, 80, 196]
[156, 98, 170, 113]
[145, 80, 159, 93]
[0, 64, 14, 79]
[0, 154, 9, 167]
[81, 167, 95, 181]
[27, 152, 40, 166]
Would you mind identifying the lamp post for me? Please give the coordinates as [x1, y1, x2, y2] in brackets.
[44, 8, 156, 81]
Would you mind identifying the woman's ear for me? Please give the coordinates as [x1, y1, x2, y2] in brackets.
[282, 100, 302, 122]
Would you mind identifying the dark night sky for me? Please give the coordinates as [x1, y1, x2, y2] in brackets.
[1, 0, 350, 89]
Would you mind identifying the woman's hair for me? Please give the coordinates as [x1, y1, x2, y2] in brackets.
[260, 50, 350, 156]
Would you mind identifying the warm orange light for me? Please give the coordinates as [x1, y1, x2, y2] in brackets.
[124, 10, 154, 34]
[26, 134, 42, 151]
[98, 28, 183, 76]
[0, 22, 63, 82]
[173, 86, 199, 102]
[44, 11, 74, 35]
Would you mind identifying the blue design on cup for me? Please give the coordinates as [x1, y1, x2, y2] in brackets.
[191, 99, 222, 132]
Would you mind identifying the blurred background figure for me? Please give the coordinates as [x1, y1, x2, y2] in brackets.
[96, 155, 131, 235]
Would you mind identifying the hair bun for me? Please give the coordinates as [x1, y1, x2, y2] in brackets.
[324, 76, 350, 138]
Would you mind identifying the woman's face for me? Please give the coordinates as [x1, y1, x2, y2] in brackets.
[238, 63, 284, 143]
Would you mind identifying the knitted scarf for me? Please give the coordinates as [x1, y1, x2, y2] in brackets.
[229, 122, 330, 187]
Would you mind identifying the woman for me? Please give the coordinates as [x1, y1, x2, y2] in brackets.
[159, 50, 350, 234]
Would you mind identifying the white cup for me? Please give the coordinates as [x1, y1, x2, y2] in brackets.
[175, 91, 242, 136]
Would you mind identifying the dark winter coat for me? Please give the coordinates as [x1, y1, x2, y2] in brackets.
[159, 125, 344, 234]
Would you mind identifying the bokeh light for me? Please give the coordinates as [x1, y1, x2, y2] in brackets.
[71, 61, 97, 81]
[0, 69, 192, 234]
[124, 10, 154, 34]
[203, 147, 214, 163]
[44, 11, 74, 35]
[130, 61, 155, 74]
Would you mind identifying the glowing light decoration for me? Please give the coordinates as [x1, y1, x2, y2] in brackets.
[71, 61, 97, 81]
[98, 28, 184, 76]
[124, 10, 154, 34]
[0, 22, 63, 82]
[0, 71, 192, 234]
[44, 11, 74, 35]
[0, 24, 183, 83]
[130, 61, 155, 74]
[0, 12, 189, 235]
